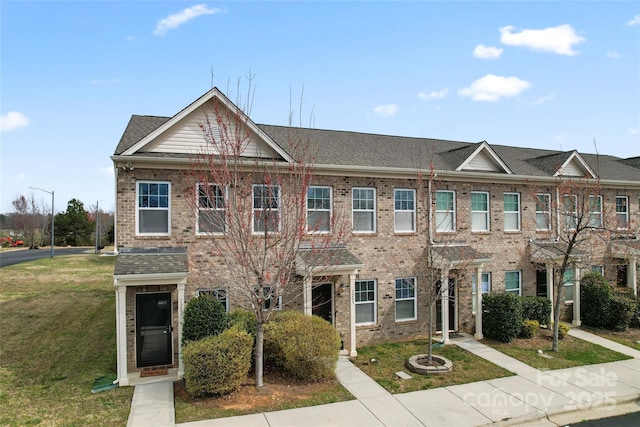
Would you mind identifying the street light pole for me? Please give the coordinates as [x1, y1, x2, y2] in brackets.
[29, 187, 54, 258]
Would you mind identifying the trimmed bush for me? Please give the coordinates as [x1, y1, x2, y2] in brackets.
[550, 322, 570, 339]
[182, 324, 252, 397]
[607, 294, 635, 332]
[580, 273, 612, 329]
[265, 310, 340, 381]
[482, 292, 523, 343]
[521, 296, 551, 325]
[228, 307, 257, 339]
[182, 294, 228, 347]
[519, 319, 539, 339]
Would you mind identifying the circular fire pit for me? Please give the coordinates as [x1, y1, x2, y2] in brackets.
[406, 354, 453, 375]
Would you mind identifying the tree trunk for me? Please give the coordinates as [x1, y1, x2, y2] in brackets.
[427, 303, 434, 364]
[255, 322, 264, 387]
[552, 282, 562, 351]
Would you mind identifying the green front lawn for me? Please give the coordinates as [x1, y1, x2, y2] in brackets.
[352, 339, 513, 394]
[482, 327, 631, 370]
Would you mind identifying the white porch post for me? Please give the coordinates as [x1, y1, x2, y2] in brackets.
[572, 265, 581, 326]
[441, 269, 450, 344]
[546, 263, 554, 323]
[177, 282, 186, 379]
[349, 273, 357, 357]
[629, 257, 637, 297]
[474, 265, 484, 340]
[115, 284, 128, 386]
[303, 275, 313, 316]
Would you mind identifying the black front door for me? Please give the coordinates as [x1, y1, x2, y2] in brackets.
[312, 283, 333, 324]
[136, 292, 172, 367]
[436, 278, 456, 332]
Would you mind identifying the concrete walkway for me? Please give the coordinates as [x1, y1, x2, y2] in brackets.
[126, 328, 640, 427]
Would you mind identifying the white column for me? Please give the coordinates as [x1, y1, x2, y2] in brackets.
[629, 257, 637, 297]
[115, 284, 129, 386]
[441, 269, 450, 344]
[572, 266, 581, 326]
[546, 264, 554, 324]
[177, 282, 186, 379]
[303, 275, 313, 316]
[349, 273, 357, 357]
[474, 265, 483, 340]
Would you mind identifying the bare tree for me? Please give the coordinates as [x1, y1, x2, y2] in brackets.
[184, 84, 349, 387]
[10, 193, 48, 248]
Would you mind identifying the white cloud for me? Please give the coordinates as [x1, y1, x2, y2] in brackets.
[373, 104, 398, 117]
[607, 51, 620, 59]
[100, 166, 115, 177]
[418, 89, 448, 100]
[473, 44, 503, 59]
[629, 128, 639, 135]
[91, 78, 120, 85]
[154, 4, 220, 37]
[532, 92, 556, 106]
[627, 15, 640, 26]
[126, 35, 136, 41]
[458, 74, 531, 102]
[499, 24, 586, 56]
[0, 111, 29, 131]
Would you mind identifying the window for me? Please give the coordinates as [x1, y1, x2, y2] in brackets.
[503, 193, 520, 231]
[616, 196, 629, 229]
[588, 195, 602, 228]
[435, 190, 455, 232]
[395, 277, 417, 321]
[471, 192, 490, 231]
[355, 280, 376, 325]
[137, 181, 170, 235]
[352, 188, 376, 232]
[394, 189, 416, 232]
[253, 185, 280, 233]
[307, 186, 332, 233]
[536, 193, 551, 231]
[254, 286, 282, 310]
[197, 183, 225, 234]
[563, 194, 577, 230]
[591, 265, 604, 275]
[197, 288, 229, 311]
[563, 268, 574, 302]
[472, 272, 491, 314]
[505, 271, 521, 295]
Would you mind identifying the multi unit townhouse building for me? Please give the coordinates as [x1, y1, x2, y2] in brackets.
[112, 88, 640, 386]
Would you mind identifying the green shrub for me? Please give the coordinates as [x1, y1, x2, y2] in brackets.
[482, 292, 523, 343]
[607, 294, 635, 332]
[265, 310, 340, 381]
[521, 296, 551, 325]
[181, 294, 228, 347]
[550, 322, 570, 339]
[519, 319, 539, 339]
[182, 324, 252, 397]
[228, 307, 257, 338]
[580, 273, 612, 329]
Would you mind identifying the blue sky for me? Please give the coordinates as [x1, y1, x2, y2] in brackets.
[1, 1, 639, 214]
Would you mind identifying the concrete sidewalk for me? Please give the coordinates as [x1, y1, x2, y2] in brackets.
[126, 328, 640, 427]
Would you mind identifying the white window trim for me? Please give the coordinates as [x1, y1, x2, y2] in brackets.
[394, 188, 416, 233]
[395, 277, 417, 322]
[252, 184, 281, 234]
[563, 194, 578, 230]
[588, 195, 602, 228]
[435, 190, 456, 232]
[536, 193, 551, 231]
[472, 272, 491, 314]
[136, 180, 171, 236]
[616, 196, 629, 230]
[197, 288, 229, 312]
[196, 183, 226, 235]
[503, 192, 521, 231]
[352, 187, 376, 233]
[355, 279, 377, 325]
[505, 270, 521, 296]
[306, 185, 333, 234]
[471, 191, 490, 232]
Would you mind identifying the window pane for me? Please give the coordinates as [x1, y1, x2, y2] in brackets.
[396, 300, 415, 320]
[471, 193, 487, 211]
[436, 191, 453, 210]
[505, 271, 520, 294]
[308, 211, 330, 232]
[395, 211, 414, 232]
[472, 212, 488, 231]
[504, 212, 519, 230]
[536, 213, 549, 230]
[436, 212, 453, 232]
[353, 211, 374, 231]
[198, 211, 225, 233]
[356, 303, 375, 324]
[140, 210, 169, 233]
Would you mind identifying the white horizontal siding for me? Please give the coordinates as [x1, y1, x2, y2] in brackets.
[464, 150, 500, 172]
[560, 160, 584, 177]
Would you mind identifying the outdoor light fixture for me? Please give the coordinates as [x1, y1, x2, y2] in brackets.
[29, 186, 54, 258]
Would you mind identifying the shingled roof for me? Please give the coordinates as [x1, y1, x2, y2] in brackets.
[113, 113, 640, 182]
[114, 247, 188, 276]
